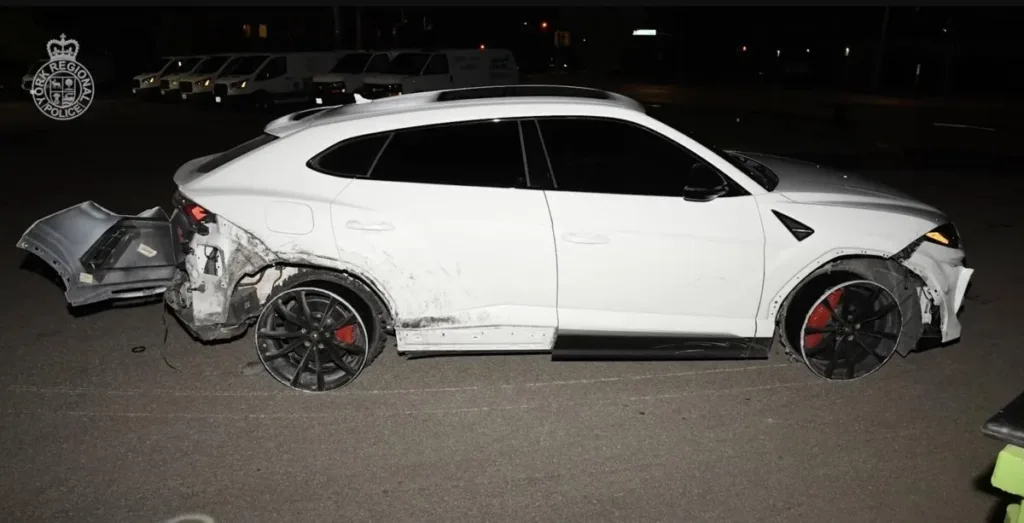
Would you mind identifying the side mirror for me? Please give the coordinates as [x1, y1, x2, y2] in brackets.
[683, 163, 729, 202]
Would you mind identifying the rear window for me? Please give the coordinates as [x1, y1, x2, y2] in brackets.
[196, 134, 278, 174]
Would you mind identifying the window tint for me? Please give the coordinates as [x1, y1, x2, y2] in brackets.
[537, 118, 724, 197]
[423, 54, 450, 75]
[256, 56, 287, 80]
[370, 120, 525, 188]
[366, 54, 391, 73]
[309, 134, 390, 178]
[196, 134, 278, 174]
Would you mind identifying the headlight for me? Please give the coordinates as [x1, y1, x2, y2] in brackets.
[147, 77, 156, 83]
[923, 223, 961, 249]
[203, 78, 211, 86]
[230, 80, 247, 89]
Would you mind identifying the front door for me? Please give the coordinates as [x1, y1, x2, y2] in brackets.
[534, 117, 766, 338]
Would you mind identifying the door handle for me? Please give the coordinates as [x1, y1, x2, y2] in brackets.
[346, 220, 394, 231]
[562, 232, 609, 245]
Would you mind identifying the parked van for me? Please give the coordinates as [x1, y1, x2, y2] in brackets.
[177, 53, 242, 102]
[21, 54, 115, 93]
[158, 55, 210, 99]
[213, 51, 347, 108]
[132, 56, 183, 98]
[311, 50, 412, 106]
[356, 49, 518, 100]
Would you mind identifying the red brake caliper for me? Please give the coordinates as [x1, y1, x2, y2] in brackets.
[803, 288, 844, 349]
[334, 325, 356, 344]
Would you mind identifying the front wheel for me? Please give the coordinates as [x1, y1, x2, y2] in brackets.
[779, 258, 922, 381]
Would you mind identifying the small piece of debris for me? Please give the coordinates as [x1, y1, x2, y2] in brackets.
[240, 361, 265, 376]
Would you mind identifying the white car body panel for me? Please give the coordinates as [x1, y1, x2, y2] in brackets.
[546, 190, 764, 338]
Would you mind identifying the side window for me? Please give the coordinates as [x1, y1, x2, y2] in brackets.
[256, 56, 287, 81]
[537, 118, 724, 197]
[423, 54, 450, 76]
[366, 54, 390, 73]
[308, 134, 390, 178]
[370, 120, 525, 188]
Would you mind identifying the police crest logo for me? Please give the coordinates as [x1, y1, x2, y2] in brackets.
[31, 34, 95, 121]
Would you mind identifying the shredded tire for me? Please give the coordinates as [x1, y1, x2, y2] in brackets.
[776, 257, 923, 366]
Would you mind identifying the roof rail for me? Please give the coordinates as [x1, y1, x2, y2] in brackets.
[435, 85, 612, 103]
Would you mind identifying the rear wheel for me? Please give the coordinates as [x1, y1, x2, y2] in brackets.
[256, 287, 370, 392]
[254, 271, 388, 392]
[778, 258, 922, 381]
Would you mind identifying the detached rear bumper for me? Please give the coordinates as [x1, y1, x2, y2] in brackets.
[16, 202, 177, 307]
[18, 199, 280, 342]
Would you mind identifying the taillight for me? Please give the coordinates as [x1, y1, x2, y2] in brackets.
[173, 191, 214, 234]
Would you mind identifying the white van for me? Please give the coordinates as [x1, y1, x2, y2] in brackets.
[177, 53, 248, 102]
[159, 55, 210, 99]
[132, 56, 185, 98]
[213, 51, 347, 108]
[311, 49, 414, 106]
[357, 49, 518, 100]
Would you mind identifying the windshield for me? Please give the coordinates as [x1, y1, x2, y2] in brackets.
[385, 53, 429, 76]
[671, 125, 779, 191]
[330, 53, 371, 74]
[143, 58, 173, 73]
[223, 55, 269, 76]
[720, 149, 779, 191]
[195, 56, 229, 75]
[167, 57, 202, 74]
[25, 59, 47, 75]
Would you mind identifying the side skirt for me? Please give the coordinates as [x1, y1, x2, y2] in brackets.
[551, 334, 772, 361]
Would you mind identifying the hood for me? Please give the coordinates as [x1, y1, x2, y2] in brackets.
[177, 73, 214, 83]
[362, 73, 409, 85]
[314, 73, 356, 83]
[214, 74, 250, 85]
[732, 151, 941, 211]
[133, 72, 162, 81]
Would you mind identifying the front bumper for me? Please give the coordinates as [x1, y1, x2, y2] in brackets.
[902, 242, 974, 343]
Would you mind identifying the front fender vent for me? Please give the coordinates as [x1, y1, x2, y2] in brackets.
[772, 210, 814, 241]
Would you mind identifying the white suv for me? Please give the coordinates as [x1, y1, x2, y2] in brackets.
[18, 85, 973, 392]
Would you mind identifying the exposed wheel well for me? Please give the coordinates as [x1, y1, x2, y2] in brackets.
[242, 263, 395, 331]
[775, 255, 926, 358]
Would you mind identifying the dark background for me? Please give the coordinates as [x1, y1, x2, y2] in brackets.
[2, 6, 1023, 97]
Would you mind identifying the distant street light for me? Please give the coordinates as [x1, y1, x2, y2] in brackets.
[741, 45, 747, 52]
[776, 49, 781, 57]
[845, 46, 850, 56]
[540, 21, 549, 30]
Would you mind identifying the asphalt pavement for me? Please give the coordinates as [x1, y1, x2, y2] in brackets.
[1, 95, 1022, 523]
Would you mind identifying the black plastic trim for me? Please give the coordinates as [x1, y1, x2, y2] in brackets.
[551, 334, 772, 361]
[772, 210, 815, 241]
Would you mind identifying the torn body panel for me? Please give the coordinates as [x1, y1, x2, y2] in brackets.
[17, 202, 177, 306]
[897, 241, 973, 343]
[164, 215, 281, 341]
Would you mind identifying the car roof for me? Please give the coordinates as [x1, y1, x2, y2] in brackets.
[264, 85, 644, 137]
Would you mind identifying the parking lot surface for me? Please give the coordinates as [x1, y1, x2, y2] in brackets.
[1, 97, 1021, 522]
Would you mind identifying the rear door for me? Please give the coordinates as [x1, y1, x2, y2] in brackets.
[324, 119, 557, 348]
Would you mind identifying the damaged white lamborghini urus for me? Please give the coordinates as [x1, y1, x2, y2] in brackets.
[18, 85, 973, 392]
